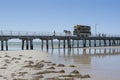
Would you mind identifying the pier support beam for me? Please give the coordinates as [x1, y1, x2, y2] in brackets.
[0, 40, 8, 51]
[41, 40, 44, 50]
[109, 40, 111, 46]
[51, 40, 54, 49]
[30, 39, 33, 50]
[67, 39, 71, 48]
[112, 40, 115, 46]
[77, 40, 79, 48]
[63, 40, 66, 49]
[117, 40, 119, 46]
[99, 40, 101, 47]
[118, 40, 119, 46]
[1, 41, 4, 51]
[72, 40, 74, 48]
[26, 40, 29, 50]
[46, 40, 49, 50]
[104, 40, 107, 46]
[83, 39, 86, 47]
[21, 39, 34, 50]
[22, 40, 24, 50]
[89, 40, 91, 47]
[5, 40, 8, 50]
[94, 40, 96, 47]
[58, 40, 60, 49]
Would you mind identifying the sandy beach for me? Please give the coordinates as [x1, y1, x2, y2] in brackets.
[0, 50, 91, 80]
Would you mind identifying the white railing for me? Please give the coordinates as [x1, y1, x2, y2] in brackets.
[91, 33, 120, 37]
[0, 30, 120, 37]
[0, 30, 66, 36]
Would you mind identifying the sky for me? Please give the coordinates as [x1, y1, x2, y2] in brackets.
[0, 0, 120, 35]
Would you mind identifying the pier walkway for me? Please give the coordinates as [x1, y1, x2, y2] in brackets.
[0, 31, 120, 50]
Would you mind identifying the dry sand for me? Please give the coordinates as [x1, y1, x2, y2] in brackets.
[0, 50, 92, 80]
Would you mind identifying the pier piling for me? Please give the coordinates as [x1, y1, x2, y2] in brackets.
[112, 40, 115, 46]
[30, 39, 33, 50]
[83, 39, 86, 47]
[99, 40, 101, 47]
[109, 40, 111, 46]
[67, 39, 71, 48]
[104, 40, 107, 46]
[41, 40, 44, 50]
[63, 40, 66, 49]
[94, 40, 96, 47]
[89, 40, 91, 47]
[117, 40, 119, 46]
[46, 40, 49, 50]
[51, 40, 54, 49]
[58, 40, 60, 49]
[1, 41, 4, 51]
[26, 40, 29, 50]
[22, 40, 24, 50]
[77, 40, 79, 48]
[72, 40, 74, 48]
[5, 40, 8, 50]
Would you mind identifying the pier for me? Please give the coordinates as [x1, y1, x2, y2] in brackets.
[0, 31, 120, 51]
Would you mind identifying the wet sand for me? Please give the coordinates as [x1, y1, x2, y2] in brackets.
[0, 50, 91, 80]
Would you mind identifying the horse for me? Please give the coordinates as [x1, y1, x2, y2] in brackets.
[64, 30, 72, 36]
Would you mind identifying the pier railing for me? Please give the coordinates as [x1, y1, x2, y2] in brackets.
[0, 30, 120, 38]
[0, 30, 66, 36]
[91, 34, 120, 38]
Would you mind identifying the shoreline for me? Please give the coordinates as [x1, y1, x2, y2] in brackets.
[0, 50, 92, 80]
[2, 45, 120, 51]
[0, 46, 120, 80]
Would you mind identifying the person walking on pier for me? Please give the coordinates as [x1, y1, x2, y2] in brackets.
[53, 30, 56, 36]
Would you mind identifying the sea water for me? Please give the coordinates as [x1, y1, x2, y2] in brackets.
[48, 48, 120, 80]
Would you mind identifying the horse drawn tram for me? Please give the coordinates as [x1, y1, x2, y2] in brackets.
[73, 25, 91, 37]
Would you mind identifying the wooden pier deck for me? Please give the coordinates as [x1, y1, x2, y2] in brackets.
[0, 31, 120, 50]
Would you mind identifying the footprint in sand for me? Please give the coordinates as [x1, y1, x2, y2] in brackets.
[47, 66, 55, 69]
[57, 64, 65, 67]
[69, 65, 76, 67]
[4, 55, 11, 58]
[0, 67, 7, 69]
[70, 70, 80, 74]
